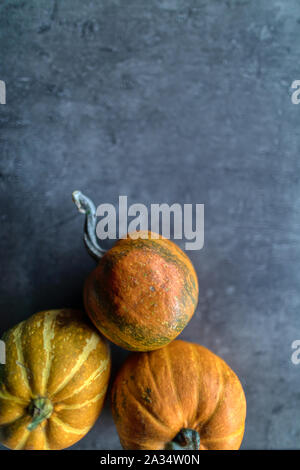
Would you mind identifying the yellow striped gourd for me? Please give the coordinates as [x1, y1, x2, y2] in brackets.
[0, 309, 110, 450]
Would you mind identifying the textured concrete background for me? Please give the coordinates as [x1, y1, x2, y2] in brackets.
[1, 0, 300, 450]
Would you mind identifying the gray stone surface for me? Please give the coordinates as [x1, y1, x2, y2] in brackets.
[1, 0, 300, 450]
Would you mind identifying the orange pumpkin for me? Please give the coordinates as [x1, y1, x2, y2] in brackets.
[0, 309, 111, 450]
[73, 191, 199, 352]
[111, 340, 246, 450]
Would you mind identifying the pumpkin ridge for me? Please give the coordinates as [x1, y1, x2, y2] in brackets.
[15, 429, 30, 450]
[51, 333, 100, 397]
[124, 385, 170, 433]
[57, 389, 106, 410]
[119, 439, 151, 450]
[145, 354, 160, 400]
[197, 347, 224, 430]
[41, 311, 58, 395]
[201, 425, 245, 444]
[43, 428, 50, 450]
[187, 343, 202, 427]
[4, 415, 32, 450]
[163, 347, 184, 424]
[124, 363, 170, 431]
[54, 357, 110, 403]
[0, 388, 27, 406]
[13, 322, 32, 396]
[190, 343, 226, 428]
[49, 415, 90, 435]
[0, 410, 27, 428]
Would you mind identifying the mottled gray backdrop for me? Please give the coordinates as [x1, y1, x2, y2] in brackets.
[1, 0, 300, 450]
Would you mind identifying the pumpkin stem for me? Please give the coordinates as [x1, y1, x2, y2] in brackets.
[165, 428, 200, 450]
[72, 190, 107, 261]
[27, 397, 53, 431]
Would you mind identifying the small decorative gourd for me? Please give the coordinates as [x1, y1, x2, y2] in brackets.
[73, 191, 199, 352]
[0, 309, 111, 450]
[111, 340, 246, 450]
